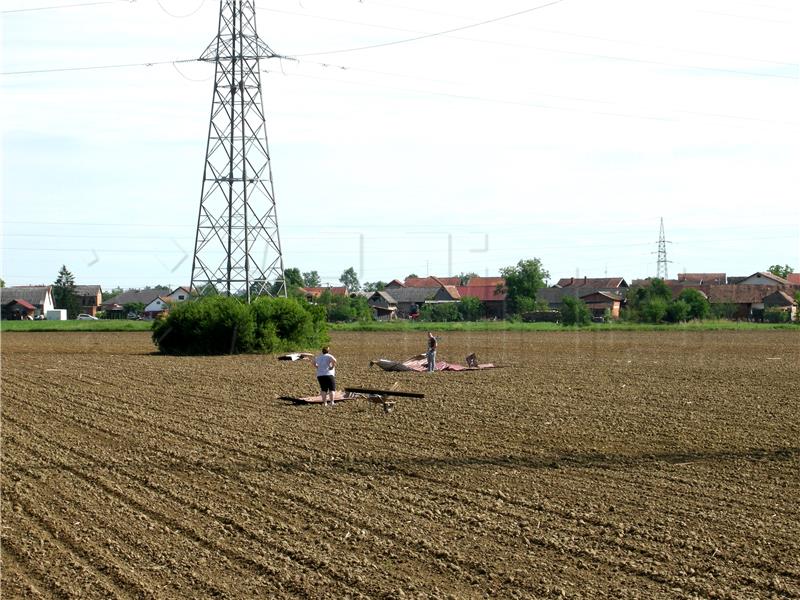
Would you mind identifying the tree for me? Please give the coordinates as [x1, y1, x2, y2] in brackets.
[677, 288, 710, 320]
[560, 296, 591, 326]
[339, 267, 359, 292]
[768, 264, 793, 279]
[0, 278, 5, 288]
[457, 272, 478, 286]
[664, 299, 690, 323]
[284, 268, 304, 289]
[498, 258, 549, 315]
[362, 281, 387, 292]
[302, 270, 321, 287]
[102, 286, 124, 302]
[53, 265, 80, 318]
[406, 273, 418, 279]
[458, 296, 484, 321]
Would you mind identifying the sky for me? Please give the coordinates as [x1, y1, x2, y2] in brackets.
[2, 0, 798, 290]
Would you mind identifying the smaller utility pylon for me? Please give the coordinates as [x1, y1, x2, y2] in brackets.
[655, 217, 672, 279]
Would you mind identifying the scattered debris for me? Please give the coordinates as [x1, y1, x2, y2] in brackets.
[277, 352, 314, 361]
[369, 353, 497, 372]
[278, 386, 424, 414]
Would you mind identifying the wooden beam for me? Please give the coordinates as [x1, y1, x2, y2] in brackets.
[345, 387, 424, 399]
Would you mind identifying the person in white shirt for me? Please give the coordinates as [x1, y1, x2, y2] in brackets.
[313, 347, 338, 406]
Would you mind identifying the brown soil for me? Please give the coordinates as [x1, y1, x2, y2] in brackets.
[2, 330, 799, 599]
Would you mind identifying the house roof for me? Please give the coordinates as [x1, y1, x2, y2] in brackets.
[741, 271, 790, 285]
[706, 284, 772, 304]
[102, 287, 171, 307]
[456, 285, 507, 302]
[5, 299, 36, 311]
[74, 285, 102, 296]
[580, 291, 623, 302]
[0, 285, 52, 306]
[466, 276, 505, 287]
[385, 279, 405, 288]
[787, 273, 800, 285]
[678, 273, 726, 284]
[375, 286, 450, 303]
[369, 290, 397, 305]
[301, 286, 347, 297]
[763, 290, 797, 306]
[403, 276, 461, 287]
[555, 277, 628, 288]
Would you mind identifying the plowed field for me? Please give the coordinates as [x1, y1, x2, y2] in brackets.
[2, 330, 799, 599]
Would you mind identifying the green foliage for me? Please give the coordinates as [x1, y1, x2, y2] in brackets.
[420, 302, 460, 322]
[763, 307, 790, 323]
[362, 281, 387, 292]
[641, 297, 669, 323]
[677, 288, 711, 320]
[560, 296, 591, 326]
[711, 302, 738, 320]
[302, 270, 321, 287]
[458, 296, 484, 321]
[152, 296, 327, 355]
[123, 302, 145, 316]
[339, 267, 360, 292]
[768, 264, 793, 279]
[664, 299, 690, 323]
[314, 290, 373, 323]
[53, 265, 80, 319]
[1, 277, 5, 288]
[457, 272, 478, 286]
[102, 286, 124, 302]
[498, 258, 549, 315]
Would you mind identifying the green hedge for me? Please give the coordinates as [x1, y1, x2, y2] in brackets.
[152, 296, 328, 355]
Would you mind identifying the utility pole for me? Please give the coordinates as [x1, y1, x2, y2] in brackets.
[190, 0, 286, 301]
[656, 217, 672, 279]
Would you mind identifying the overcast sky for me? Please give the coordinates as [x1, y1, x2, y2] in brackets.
[2, 0, 798, 290]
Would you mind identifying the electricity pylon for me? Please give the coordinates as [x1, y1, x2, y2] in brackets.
[655, 217, 672, 279]
[190, 0, 286, 300]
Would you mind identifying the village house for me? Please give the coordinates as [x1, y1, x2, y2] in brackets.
[455, 283, 507, 319]
[300, 286, 348, 303]
[74, 285, 103, 317]
[763, 289, 798, 321]
[678, 273, 727, 285]
[0, 286, 55, 319]
[579, 291, 624, 320]
[367, 286, 460, 319]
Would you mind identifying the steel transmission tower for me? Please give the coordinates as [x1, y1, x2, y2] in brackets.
[191, 0, 286, 300]
[655, 217, 671, 279]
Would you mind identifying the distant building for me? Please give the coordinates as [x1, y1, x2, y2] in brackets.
[678, 273, 726, 285]
[1, 286, 55, 319]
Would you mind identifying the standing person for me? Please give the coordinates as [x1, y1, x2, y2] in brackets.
[313, 347, 338, 406]
[426, 331, 438, 372]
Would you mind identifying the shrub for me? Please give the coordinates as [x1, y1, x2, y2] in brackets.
[764, 307, 790, 323]
[420, 302, 460, 322]
[152, 295, 327, 355]
[641, 297, 668, 323]
[560, 296, 591, 326]
[677, 288, 710, 320]
[458, 296, 485, 321]
[665, 299, 690, 323]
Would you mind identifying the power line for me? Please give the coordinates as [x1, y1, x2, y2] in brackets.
[0, 1, 126, 14]
[1, 58, 198, 76]
[290, 0, 565, 57]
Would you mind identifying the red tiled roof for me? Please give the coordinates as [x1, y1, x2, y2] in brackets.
[456, 285, 507, 302]
[785, 273, 800, 285]
[556, 277, 627, 288]
[678, 273, 726, 284]
[707, 284, 772, 304]
[467, 276, 505, 287]
[404, 276, 461, 287]
[6, 299, 36, 310]
[302, 286, 347, 297]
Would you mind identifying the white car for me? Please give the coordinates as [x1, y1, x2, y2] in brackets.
[76, 314, 99, 320]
